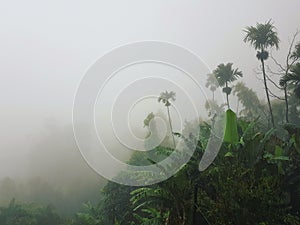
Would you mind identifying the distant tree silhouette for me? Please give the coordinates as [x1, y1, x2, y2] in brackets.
[158, 91, 176, 148]
[213, 63, 242, 109]
[244, 20, 280, 127]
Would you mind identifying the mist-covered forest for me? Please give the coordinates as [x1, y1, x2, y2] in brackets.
[1, 17, 300, 225]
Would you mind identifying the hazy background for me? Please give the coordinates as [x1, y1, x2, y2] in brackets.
[0, 0, 300, 212]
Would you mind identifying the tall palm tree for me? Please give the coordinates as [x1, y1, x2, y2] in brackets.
[243, 20, 280, 127]
[213, 63, 242, 109]
[280, 63, 300, 99]
[158, 91, 176, 148]
[205, 73, 219, 101]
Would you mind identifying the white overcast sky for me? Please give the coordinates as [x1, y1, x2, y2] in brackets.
[0, 0, 299, 178]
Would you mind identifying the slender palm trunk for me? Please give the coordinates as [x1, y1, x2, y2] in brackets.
[284, 84, 289, 123]
[167, 106, 176, 148]
[225, 82, 230, 109]
[212, 91, 215, 102]
[261, 59, 275, 127]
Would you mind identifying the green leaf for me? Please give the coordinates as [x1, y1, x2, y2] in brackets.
[224, 152, 234, 157]
[291, 134, 300, 154]
[273, 156, 289, 161]
[274, 145, 283, 157]
[223, 109, 239, 144]
[263, 153, 273, 160]
[274, 145, 289, 161]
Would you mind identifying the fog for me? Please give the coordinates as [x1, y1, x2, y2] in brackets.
[0, 0, 300, 212]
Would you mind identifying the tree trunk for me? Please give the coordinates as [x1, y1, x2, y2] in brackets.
[284, 84, 289, 123]
[226, 82, 230, 109]
[261, 59, 275, 127]
[167, 106, 176, 148]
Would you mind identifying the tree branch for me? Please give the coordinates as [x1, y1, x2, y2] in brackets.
[265, 73, 282, 89]
[270, 54, 285, 72]
[286, 30, 299, 69]
[270, 31, 299, 75]
[266, 65, 284, 76]
[268, 89, 285, 100]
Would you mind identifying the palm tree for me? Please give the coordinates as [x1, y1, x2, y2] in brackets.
[158, 91, 176, 148]
[213, 63, 242, 109]
[291, 42, 300, 60]
[280, 63, 300, 99]
[243, 20, 280, 127]
[205, 73, 219, 101]
[233, 82, 267, 120]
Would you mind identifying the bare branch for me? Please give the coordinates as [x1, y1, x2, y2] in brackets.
[270, 54, 285, 71]
[268, 89, 285, 100]
[286, 30, 299, 69]
[270, 31, 299, 77]
[266, 65, 284, 76]
[264, 73, 281, 89]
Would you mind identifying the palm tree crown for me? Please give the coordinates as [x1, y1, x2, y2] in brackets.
[214, 63, 242, 87]
[158, 91, 176, 106]
[243, 20, 279, 53]
[213, 63, 242, 109]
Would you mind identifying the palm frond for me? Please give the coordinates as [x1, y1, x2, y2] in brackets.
[213, 63, 243, 87]
[205, 73, 219, 91]
[291, 42, 300, 60]
[280, 63, 300, 98]
[158, 91, 176, 106]
[244, 20, 279, 51]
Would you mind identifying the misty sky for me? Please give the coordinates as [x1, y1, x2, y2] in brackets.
[1, 0, 300, 179]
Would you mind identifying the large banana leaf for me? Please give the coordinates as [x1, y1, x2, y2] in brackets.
[223, 109, 239, 144]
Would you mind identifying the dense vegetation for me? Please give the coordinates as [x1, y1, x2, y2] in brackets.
[1, 20, 300, 225]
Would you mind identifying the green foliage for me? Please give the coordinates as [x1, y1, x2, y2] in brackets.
[281, 63, 300, 98]
[96, 121, 300, 225]
[0, 199, 61, 225]
[5, 121, 300, 225]
[75, 202, 103, 225]
[223, 109, 239, 144]
[133, 208, 169, 225]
